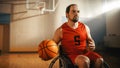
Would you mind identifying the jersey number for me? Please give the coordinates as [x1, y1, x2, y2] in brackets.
[74, 35, 80, 46]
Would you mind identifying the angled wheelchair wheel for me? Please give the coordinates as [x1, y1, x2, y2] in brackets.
[90, 61, 110, 68]
[49, 55, 74, 68]
[49, 57, 110, 68]
[49, 56, 70, 68]
[102, 61, 110, 68]
[49, 45, 110, 68]
[49, 56, 59, 68]
[59, 55, 77, 68]
[59, 57, 68, 68]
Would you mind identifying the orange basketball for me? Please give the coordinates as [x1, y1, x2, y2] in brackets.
[38, 40, 58, 60]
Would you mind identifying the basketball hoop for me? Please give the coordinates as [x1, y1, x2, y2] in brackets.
[26, 0, 60, 14]
[37, 6, 45, 14]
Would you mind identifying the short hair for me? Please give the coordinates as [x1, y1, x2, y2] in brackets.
[66, 4, 77, 13]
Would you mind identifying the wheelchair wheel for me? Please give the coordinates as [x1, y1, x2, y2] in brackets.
[90, 61, 110, 68]
[103, 61, 110, 68]
[49, 56, 59, 68]
[49, 55, 73, 68]
[49, 56, 68, 68]
[59, 57, 68, 68]
[49, 56, 110, 68]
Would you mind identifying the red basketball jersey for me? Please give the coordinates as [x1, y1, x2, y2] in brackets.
[61, 22, 87, 55]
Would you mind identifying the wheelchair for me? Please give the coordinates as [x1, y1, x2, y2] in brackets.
[49, 45, 110, 68]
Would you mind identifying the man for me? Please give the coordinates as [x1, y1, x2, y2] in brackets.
[53, 4, 103, 68]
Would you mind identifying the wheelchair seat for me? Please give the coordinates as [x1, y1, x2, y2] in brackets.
[49, 45, 110, 68]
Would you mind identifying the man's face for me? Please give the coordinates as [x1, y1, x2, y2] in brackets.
[66, 5, 80, 23]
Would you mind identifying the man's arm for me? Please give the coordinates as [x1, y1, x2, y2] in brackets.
[52, 27, 62, 44]
[85, 25, 95, 51]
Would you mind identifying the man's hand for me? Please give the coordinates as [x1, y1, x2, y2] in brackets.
[87, 43, 95, 51]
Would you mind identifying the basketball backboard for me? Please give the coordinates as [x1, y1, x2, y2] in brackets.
[26, 0, 45, 10]
[26, 0, 60, 13]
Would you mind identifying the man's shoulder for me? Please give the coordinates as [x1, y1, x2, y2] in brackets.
[78, 21, 84, 24]
[56, 26, 62, 33]
[78, 21, 89, 29]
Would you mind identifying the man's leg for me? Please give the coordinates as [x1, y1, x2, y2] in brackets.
[94, 58, 103, 68]
[75, 55, 90, 68]
[85, 51, 103, 68]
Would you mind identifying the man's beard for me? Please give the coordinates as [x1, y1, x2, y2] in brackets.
[72, 16, 79, 23]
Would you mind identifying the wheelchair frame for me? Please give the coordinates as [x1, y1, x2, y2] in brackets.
[49, 46, 110, 68]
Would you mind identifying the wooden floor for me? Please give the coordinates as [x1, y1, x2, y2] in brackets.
[0, 53, 59, 68]
[0, 48, 120, 68]
[100, 48, 120, 68]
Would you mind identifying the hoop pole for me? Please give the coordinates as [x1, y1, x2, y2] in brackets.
[26, 0, 29, 9]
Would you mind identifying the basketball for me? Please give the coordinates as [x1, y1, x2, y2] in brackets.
[38, 40, 58, 60]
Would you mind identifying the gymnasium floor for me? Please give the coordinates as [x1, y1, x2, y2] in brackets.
[0, 53, 59, 68]
[98, 48, 120, 68]
[0, 48, 119, 68]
